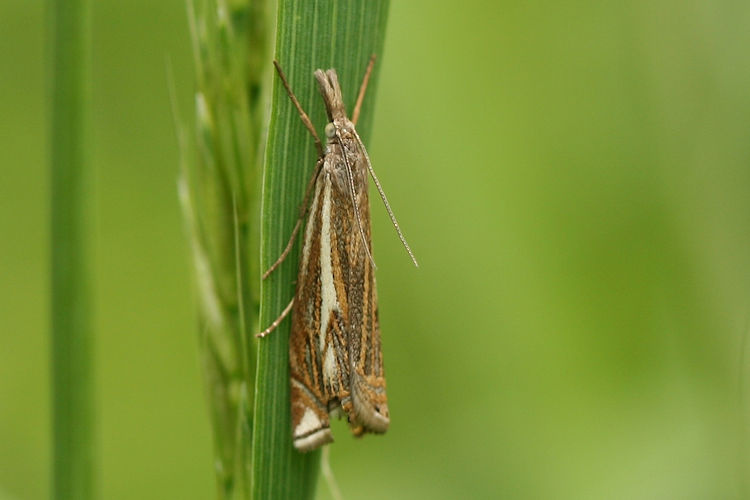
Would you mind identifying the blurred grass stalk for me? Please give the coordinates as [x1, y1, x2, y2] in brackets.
[178, 0, 270, 497]
[48, 0, 95, 498]
[180, 0, 389, 498]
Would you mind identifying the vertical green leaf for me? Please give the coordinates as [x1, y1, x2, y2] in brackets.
[48, 0, 94, 498]
[252, 1, 390, 498]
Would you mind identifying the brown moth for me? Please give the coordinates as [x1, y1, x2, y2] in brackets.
[258, 56, 417, 452]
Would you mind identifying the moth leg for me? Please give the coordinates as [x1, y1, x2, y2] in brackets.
[261, 219, 301, 280]
[273, 60, 323, 157]
[320, 446, 343, 498]
[255, 298, 294, 338]
[351, 54, 376, 126]
[262, 158, 324, 280]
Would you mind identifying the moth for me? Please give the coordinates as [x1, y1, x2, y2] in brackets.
[257, 56, 417, 452]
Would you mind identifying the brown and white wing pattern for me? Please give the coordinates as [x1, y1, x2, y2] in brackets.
[331, 149, 390, 436]
[289, 164, 351, 451]
[289, 135, 390, 451]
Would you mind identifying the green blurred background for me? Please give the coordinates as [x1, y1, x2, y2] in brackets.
[3, 1, 750, 498]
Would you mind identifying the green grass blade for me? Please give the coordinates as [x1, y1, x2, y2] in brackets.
[48, 0, 94, 498]
[252, 1, 390, 498]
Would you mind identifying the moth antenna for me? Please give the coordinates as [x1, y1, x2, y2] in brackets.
[336, 129, 377, 269]
[352, 130, 419, 267]
[352, 54, 376, 126]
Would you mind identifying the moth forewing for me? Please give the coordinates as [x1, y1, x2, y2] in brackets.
[288, 169, 333, 452]
[264, 57, 413, 452]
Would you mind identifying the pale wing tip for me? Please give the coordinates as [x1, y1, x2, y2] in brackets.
[294, 428, 334, 452]
[363, 410, 389, 434]
[351, 385, 390, 434]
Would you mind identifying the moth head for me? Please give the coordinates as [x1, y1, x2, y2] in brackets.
[327, 119, 356, 140]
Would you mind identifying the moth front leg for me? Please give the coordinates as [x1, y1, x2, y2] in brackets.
[262, 158, 325, 280]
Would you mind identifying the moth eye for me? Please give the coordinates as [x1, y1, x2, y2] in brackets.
[325, 122, 336, 138]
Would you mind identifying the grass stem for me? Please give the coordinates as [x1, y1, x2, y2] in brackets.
[48, 0, 94, 497]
